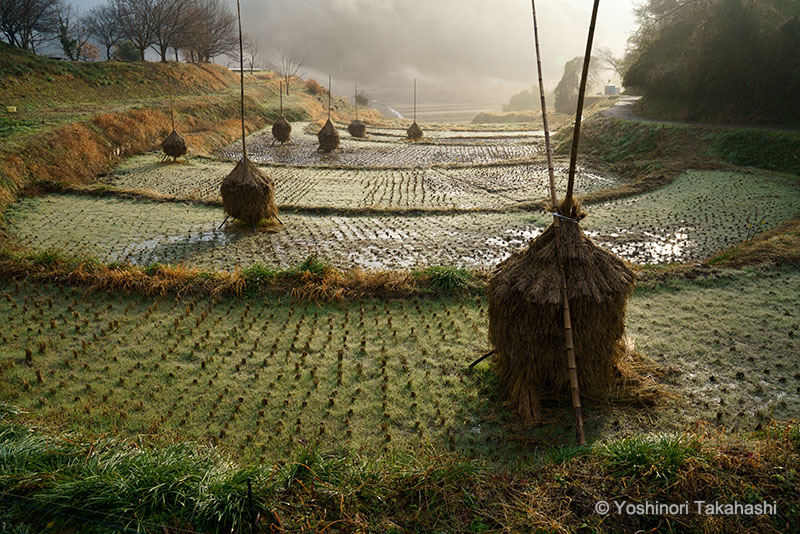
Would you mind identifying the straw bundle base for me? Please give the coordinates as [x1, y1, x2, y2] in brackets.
[220, 157, 279, 226]
[406, 122, 423, 141]
[272, 116, 292, 144]
[318, 119, 340, 152]
[487, 220, 635, 424]
[161, 129, 187, 160]
[348, 120, 367, 138]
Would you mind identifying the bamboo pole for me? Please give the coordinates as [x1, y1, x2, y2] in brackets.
[168, 75, 175, 131]
[328, 75, 332, 120]
[531, 0, 585, 445]
[355, 82, 358, 120]
[413, 78, 417, 122]
[279, 81, 283, 114]
[563, 0, 601, 216]
[235, 0, 246, 158]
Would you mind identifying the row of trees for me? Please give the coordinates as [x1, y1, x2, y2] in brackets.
[0, 0, 241, 62]
[622, 0, 800, 121]
[1, 0, 309, 95]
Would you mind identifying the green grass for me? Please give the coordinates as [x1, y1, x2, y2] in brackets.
[0, 115, 45, 138]
[596, 433, 706, 484]
[412, 266, 473, 291]
[0, 267, 798, 467]
[707, 130, 800, 176]
[2, 415, 798, 533]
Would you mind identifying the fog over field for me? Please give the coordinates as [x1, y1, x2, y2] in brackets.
[71, 0, 636, 116]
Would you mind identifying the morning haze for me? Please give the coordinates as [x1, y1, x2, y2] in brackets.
[71, 0, 636, 116]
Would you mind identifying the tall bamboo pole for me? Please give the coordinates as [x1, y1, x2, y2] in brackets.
[279, 81, 283, 114]
[328, 75, 332, 120]
[235, 0, 246, 158]
[355, 82, 358, 120]
[563, 0, 601, 216]
[168, 76, 175, 131]
[530, 0, 585, 445]
[413, 78, 417, 122]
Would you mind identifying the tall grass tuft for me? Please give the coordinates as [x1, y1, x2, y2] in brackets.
[412, 266, 473, 291]
[596, 433, 706, 484]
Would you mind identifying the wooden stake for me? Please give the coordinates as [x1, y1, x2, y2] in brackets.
[564, 0, 601, 216]
[235, 0, 246, 158]
[531, 0, 585, 445]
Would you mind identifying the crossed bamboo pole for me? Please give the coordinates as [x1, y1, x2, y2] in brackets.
[236, 0, 246, 159]
[530, 0, 600, 445]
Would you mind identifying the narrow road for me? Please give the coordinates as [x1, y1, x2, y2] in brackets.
[603, 95, 799, 132]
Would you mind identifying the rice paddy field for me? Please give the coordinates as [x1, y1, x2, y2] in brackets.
[1, 268, 797, 465]
[5, 168, 798, 269]
[105, 154, 620, 209]
[2, 116, 800, 532]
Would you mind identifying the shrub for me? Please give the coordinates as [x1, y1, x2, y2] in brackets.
[304, 78, 325, 96]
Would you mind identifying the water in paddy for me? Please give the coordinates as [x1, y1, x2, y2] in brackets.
[5, 171, 799, 270]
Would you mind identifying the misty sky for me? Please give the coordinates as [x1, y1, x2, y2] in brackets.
[72, 0, 638, 106]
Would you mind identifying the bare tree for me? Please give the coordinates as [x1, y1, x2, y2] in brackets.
[0, 0, 62, 52]
[243, 33, 259, 73]
[114, 0, 154, 61]
[178, 0, 235, 63]
[84, 2, 122, 60]
[57, 4, 89, 60]
[149, 0, 198, 63]
[596, 46, 628, 80]
[275, 47, 305, 94]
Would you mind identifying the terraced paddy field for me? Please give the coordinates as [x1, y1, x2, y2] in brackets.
[105, 154, 621, 209]
[7, 170, 799, 269]
[217, 124, 542, 167]
[1, 269, 797, 464]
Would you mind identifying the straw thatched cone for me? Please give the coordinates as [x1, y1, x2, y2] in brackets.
[348, 119, 367, 138]
[406, 122, 423, 141]
[161, 129, 187, 158]
[318, 119, 340, 152]
[272, 115, 292, 144]
[220, 157, 278, 226]
[487, 220, 635, 424]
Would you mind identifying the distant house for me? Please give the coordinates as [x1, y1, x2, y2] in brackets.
[604, 85, 620, 96]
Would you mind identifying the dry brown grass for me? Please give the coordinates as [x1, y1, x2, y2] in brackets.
[0, 246, 486, 302]
[709, 215, 800, 267]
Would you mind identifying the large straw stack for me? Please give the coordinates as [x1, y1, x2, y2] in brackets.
[487, 217, 634, 423]
[161, 130, 187, 159]
[221, 157, 278, 226]
[220, 0, 279, 229]
[272, 81, 291, 144]
[318, 119, 340, 152]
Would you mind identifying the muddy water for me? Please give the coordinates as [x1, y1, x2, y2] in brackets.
[217, 123, 543, 167]
[6, 168, 799, 270]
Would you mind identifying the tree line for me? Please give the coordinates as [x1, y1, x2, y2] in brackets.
[622, 0, 800, 122]
[0, 0, 241, 63]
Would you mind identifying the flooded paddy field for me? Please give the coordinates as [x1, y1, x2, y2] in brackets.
[1, 269, 797, 461]
[216, 123, 542, 167]
[106, 154, 622, 210]
[6, 171, 799, 269]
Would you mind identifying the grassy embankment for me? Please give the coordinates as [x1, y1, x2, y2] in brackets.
[0, 41, 380, 211]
